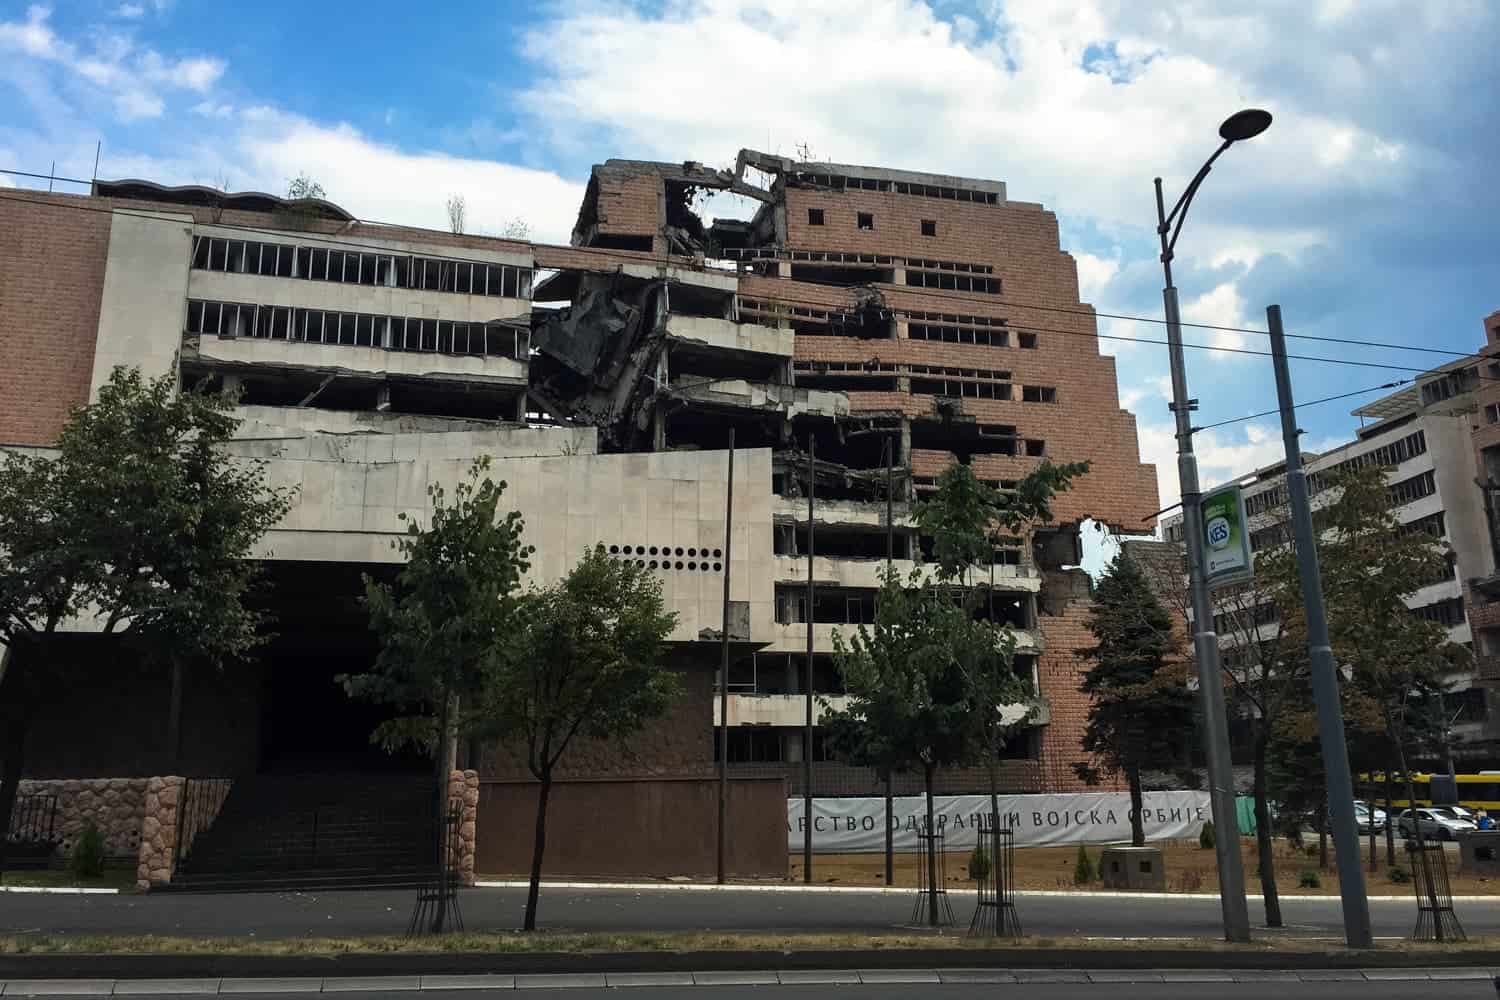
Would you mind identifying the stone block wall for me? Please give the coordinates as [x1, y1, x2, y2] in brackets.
[135, 776, 186, 890]
[447, 768, 479, 887]
[16, 777, 149, 859]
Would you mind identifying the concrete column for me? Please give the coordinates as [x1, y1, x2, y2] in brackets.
[776, 260, 792, 278]
[894, 316, 909, 340]
[513, 391, 528, 424]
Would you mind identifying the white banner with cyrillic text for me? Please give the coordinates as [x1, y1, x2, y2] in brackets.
[786, 791, 1211, 853]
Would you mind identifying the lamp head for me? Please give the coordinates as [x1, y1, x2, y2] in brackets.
[1219, 109, 1273, 143]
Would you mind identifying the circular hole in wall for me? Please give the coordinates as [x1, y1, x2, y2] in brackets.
[687, 562, 697, 571]
[713, 548, 723, 558]
[713, 562, 723, 571]
[688, 547, 698, 557]
[609, 545, 620, 554]
[649, 560, 658, 569]
[675, 561, 684, 570]
[649, 546, 659, 556]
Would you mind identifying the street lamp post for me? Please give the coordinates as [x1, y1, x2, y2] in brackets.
[1154, 108, 1271, 944]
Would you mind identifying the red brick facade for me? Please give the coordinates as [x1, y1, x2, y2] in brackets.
[0, 194, 112, 445]
[1466, 311, 1500, 652]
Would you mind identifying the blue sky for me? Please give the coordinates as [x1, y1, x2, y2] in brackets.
[3, 0, 1498, 528]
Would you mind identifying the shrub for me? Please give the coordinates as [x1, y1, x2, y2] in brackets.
[1198, 820, 1216, 850]
[1073, 843, 1095, 885]
[1304, 843, 1320, 858]
[1298, 869, 1322, 889]
[70, 821, 106, 880]
[1389, 865, 1410, 884]
[968, 847, 992, 883]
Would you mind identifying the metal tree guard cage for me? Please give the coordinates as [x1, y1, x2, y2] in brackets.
[969, 811, 1022, 938]
[1406, 840, 1464, 943]
[407, 803, 465, 937]
[910, 825, 955, 927]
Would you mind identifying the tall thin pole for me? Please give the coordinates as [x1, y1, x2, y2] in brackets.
[884, 433, 895, 887]
[1266, 304, 1373, 949]
[1156, 176, 1251, 943]
[804, 434, 815, 882]
[716, 429, 735, 885]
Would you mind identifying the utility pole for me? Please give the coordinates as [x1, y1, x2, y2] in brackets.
[1152, 108, 1270, 944]
[804, 434, 815, 883]
[716, 429, 734, 885]
[1267, 304, 1373, 949]
[884, 432, 895, 886]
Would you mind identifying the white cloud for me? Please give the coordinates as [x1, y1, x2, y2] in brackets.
[115, 89, 164, 121]
[115, 3, 146, 18]
[91, 110, 585, 244]
[1180, 280, 1252, 356]
[192, 100, 233, 118]
[1141, 418, 1344, 526]
[0, 5, 223, 122]
[1073, 250, 1120, 304]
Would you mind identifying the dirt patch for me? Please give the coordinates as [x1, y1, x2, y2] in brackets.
[788, 838, 1500, 896]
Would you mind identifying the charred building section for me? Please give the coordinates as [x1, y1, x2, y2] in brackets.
[533, 149, 1159, 794]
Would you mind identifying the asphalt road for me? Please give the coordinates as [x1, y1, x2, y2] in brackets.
[42, 985, 1495, 1000]
[1, 885, 1494, 940]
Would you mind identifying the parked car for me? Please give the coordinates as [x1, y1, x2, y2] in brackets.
[1322, 802, 1386, 834]
[1354, 802, 1387, 833]
[1396, 807, 1477, 841]
[1434, 805, 1476, 824]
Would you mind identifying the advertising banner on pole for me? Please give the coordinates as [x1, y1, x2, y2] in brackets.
[1201, 484, 1253, 588]
[786, 791, 1211, 853]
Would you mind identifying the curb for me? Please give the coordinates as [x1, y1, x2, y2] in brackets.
[5, 947, 1500, 981]
[0, 887, 119, 896]
[1, 967, 1498, 993]
[471, 880, 1492, 903]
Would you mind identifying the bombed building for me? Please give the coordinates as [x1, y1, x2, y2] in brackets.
[0, 150, 1156, 884]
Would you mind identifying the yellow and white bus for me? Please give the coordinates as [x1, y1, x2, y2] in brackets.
[1359, 772, 1500, 812]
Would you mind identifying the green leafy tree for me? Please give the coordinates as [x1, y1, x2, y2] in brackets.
[1074, 551, 1194, 846]
[339, 458, 531, 931]
[1301, 466, 1464, 855]
[825, 563, 1020, 923]
[827, 460, 1084, 924]
[479, 546, 679, 930]
[0, 368, 291, 873]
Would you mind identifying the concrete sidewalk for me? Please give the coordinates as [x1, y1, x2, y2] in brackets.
[3, 967, 1498, 995]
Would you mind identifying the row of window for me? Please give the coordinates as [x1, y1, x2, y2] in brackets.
[908, 323, 1036, 348]
[905, 270, 1002, 294]
[1413, 596, 1466, 627]
[1213, 601, 1280, 634]
[1308, 431, 1428, 494]
[1244, 485, 1288, 518]
[806, 208, 944, 238]
[191, 237, 533, 299]
[1400, 511, 1448, 539]
[1389, 469, 1438, 507]
[185, 299, 528, 359]
[792, 172, 1002, 205]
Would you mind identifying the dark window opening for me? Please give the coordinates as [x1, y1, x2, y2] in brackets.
[1025, 439, 1046, 457]
[1019, 333, 1037, 349]
[808, 208, 825, 226]
[857, 212, 874, 231]
[920, 219, 937, 237]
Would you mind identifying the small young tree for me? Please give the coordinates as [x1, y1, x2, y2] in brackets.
[340, 457, 531, 931]
[286, 173, 326, 200]
[829, 459, 1086, 924]
[826, 564, 1023, 923]
[0, 368, 291, 873]
[1074, 551, 1194, 846]
[446, 194, 467, 235]
[481, 546, 679, 930]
